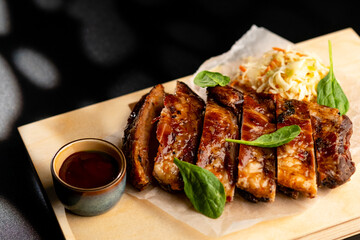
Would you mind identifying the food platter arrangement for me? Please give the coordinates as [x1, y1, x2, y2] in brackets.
[18, 26, 360, 239]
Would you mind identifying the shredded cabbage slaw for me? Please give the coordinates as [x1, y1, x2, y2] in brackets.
[233, 47, 329, 101]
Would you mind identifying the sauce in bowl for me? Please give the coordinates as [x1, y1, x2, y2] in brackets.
[59, 151, 119, 189]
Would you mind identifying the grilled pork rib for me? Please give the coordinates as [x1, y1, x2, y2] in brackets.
[276, 97, 317, 198]
[237, 93, 277, 202]
[197, 97, 239, 202]
[207, 85, 243, 115]
[309, 102, 355, 188]
[122, 84, 165, 190]
[153, 81, 205, 191]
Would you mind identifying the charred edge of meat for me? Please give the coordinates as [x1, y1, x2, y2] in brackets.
[276, 185, 300, 199]
[309, 102, 355, 189]
[207, 85, 244, 115]
[335, 115, 355, 185]
[277, 100, 295, 123]
[177, 81, 205, 105]
[123, 93, 148, 147]
[319, 117, 355, 188]
[237, 189, 271, 203]
[122, 93, 149, 175]
[147, 120, 160, 180]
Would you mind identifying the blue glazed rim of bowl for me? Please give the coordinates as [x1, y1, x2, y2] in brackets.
[51, 138, 126, 192]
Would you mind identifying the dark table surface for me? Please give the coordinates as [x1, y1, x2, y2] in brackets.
[1, 1, 360, 239]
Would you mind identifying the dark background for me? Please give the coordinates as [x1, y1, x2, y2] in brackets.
[1, 0, 360, 239]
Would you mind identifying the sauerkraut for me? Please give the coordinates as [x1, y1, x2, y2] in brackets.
[232, 47, 329, 101]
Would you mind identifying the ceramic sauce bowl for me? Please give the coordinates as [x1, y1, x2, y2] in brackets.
[51, 138, 126, 216]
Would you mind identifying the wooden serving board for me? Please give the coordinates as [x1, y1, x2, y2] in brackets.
[18, 28, 360, 240]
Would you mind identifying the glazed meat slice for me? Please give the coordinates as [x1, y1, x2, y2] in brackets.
[197, 98, 239, 202]
[309, 102, 355, 188]
[237, 93, 277, 202]
[153, 81, 205, 191]
[122, 84, 165, 190]
[207, 85, 243, 115]
[276, 97, 317, 198]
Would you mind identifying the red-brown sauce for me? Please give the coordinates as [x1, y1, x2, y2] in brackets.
[59, 151, 119, 188]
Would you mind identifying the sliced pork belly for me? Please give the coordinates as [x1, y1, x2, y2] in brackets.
[122, 84, 165, 190]
[197, 98, 239, 202]
[153, 81, 205, 191]
[309, 102, 355, 188]
[276, 97, 317, 198]
[237, 93, 277, 202]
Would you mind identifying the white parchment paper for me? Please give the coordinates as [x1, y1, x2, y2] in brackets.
[188, 25, 294, 100]
[125, 25, 326, 237]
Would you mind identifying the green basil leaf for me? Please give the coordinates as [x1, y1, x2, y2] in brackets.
[174, 158, 226, 219]
[226, 125, 301, 148]
[317, 40, 349, 115]
[193, 70, 231, 88]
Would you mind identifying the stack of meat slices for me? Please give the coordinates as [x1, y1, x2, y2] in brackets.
[122, 81, 355, 203]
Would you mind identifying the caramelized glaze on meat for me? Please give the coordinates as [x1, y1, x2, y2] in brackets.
[197, 98, 239, 202]
[276, 97, 317, 198]
[207, 85, 244, 115]
[237, 93, 277, 202]
[309, 102, 355, 188]
[153, 81, 205, 191]
[122, 84, 165, 190]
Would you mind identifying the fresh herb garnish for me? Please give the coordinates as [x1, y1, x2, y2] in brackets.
[174, 157, 225, 219]
[226, 125, 301, 148]
[193, 70, 230, 88]
[317, 40, 349, 115]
